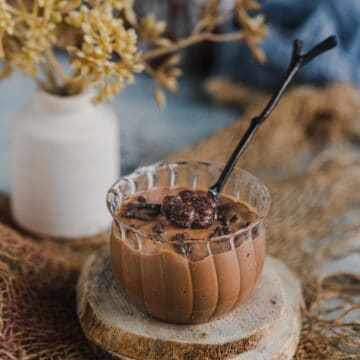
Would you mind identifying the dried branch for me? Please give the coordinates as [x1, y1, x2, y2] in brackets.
[142, 31, 245, 61]
[45, 49, 69, 83]
[0, 0, 267, 104]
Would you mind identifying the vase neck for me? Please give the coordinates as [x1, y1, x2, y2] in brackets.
[33, 89, 95, 114]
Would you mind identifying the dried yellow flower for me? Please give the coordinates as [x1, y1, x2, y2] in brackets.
[236, 0, 268, 63]
[154, 55, 183, 93]
[86, 0, 137, 25]
[238, 0, 262, 11]
[0, 0, 15, 58]
[67, 5, 143, 103]
[0, 0, 267, 105]
[140, 14, 166, 42]
[0, 0, 69, 76]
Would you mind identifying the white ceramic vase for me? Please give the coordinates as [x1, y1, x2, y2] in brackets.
[11, 90, 119, 238]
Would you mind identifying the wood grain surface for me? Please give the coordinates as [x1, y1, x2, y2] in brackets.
[77, 248, 302, 360]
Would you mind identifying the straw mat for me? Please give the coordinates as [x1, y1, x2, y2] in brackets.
[0, 81, 359, 359]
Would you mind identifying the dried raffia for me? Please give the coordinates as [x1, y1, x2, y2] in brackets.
[0, 82, 359, 359]
[173, 81, 360, 359]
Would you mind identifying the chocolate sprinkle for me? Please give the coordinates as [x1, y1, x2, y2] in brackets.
[153, 223, 166, 235]
[230, 214, 239, 224]
[135, 214, 152, 221]
[170, 204, 194, 228]
[173, 232, 190, 241]
[179, 190, 199, 204]
[220, 216, 231, 227]
[162, 196, 180, 217]
[144, 203, 162, 212]
[125, 203, 138, 218]
[210, 225, 231, 238]
[137, 196, 147, 206]
[123, 196, 161, 220]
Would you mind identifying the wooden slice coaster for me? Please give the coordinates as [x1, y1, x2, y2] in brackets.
[77, 247, 302, 360]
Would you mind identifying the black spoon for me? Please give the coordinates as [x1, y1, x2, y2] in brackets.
[208, 35, 338, 202]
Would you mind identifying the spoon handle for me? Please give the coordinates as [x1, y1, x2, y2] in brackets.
[209, 35, 337, 201]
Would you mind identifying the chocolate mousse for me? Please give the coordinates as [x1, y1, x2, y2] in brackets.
[110, 187, 266, 324]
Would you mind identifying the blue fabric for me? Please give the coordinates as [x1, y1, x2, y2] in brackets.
[214, 0, 360, 88]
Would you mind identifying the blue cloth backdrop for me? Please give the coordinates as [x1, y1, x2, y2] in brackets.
[214, 0, 360, 88]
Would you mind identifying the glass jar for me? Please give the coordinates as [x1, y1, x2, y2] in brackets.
[106, 161, 270, 324]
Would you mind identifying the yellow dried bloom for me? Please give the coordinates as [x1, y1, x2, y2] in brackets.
[0, 0, 267, 104]
[0, 0, 15, 58]
[85, 0, 134, 12]
[140, 14, 166, 42]
[0, 0, 69, 75]
[0, 1, 14, 33]
[154, 55, 182, 93]
[87, 0, 137, 25]
[235, 0, 268, 62]
[237, 0, 262, 11]
[22, 19, 56, 58]
[236, 0, 267, 38]
[66, 5, 143, 103]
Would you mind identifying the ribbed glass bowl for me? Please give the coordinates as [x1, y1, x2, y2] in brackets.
[106, 161, 271, 324]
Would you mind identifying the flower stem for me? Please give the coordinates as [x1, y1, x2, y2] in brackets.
[40, 62, 57, 90]
[45, 49, 69, 84]
[142, 31, 245, 61]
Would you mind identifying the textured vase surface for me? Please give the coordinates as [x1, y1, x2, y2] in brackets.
[11, 90, 119, 238]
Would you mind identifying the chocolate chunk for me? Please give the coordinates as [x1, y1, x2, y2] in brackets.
[179, 190, 199, 204]
[125, 209, 137, 218]
[135, 213, 152, 221]
[131, 195, 161, 216]
[172, 232, 190, 254]
[170, 204, 194, 228]
[252, 226, 260, 237]
[137, 196, 147, 206]
[220, 214, 238, 226]
[193, 198, 215, 228]
[124, 197, 162, 220]
[206, 196, 217, 209]
[217, 203, 232, 213]
[173, 232, 190, 241]
[153, 223, 162, 233]
[124, 203, 138, 218]
[153, 223, 166, 235]
[144, 203, 161, 212]
[223, 226, 231, 234]
[137, 195, 161, 212]
[230, 214, 239, 223]
[162, 195, 181, 217]
[220, 216, 230, 227]
[192, 197, 216, 228]
[162, 191, 216, 229]
[210, 225, 231, 238]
